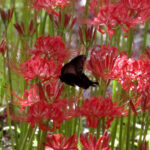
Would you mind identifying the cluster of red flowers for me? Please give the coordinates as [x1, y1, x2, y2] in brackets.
[45, 132, 111, 150]
[89, 0, 150, 38]
[20, 36, 69, 80]
[30, 0, 71, 15]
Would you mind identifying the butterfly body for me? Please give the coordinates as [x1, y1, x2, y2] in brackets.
[60, 55, 98, 89]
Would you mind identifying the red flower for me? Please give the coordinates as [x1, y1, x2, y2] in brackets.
[91, 3, 118, 38]
[79, 96, 123, 128]
[80, 132, 111, 150]
[45, 134, 78, 150]
[122, 0, 150, 11]
[110, 55, 150, 92]
[30, 0, 71, 14]
[31, 36, 70, 63]
[12, 84, 39, 111]
[20, 56, 62, 80]
[27, 101, 50, 130]
[87, 45, 121, 81]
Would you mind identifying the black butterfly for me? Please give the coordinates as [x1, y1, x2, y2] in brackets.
[60, 55, 98, 89]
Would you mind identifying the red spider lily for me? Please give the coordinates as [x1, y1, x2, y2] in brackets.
[0, 40, 7, 56]
[87, 45, 121, 82]
[91, 3, 118, 38]
[26, 101, 50, 130]
[114, 1, 150, 28]
[12, 84, 40, 111]
[109, 55, 150, 93]
[80, 132, 111, 150]
[31, 36, 70, 63]
[14, 20, 36, 36]
[122, 0, 150, 11]
[0, 8, 14, 25]
[20, 56, 62, 80]
[79, 96, 123, 128]
[30, 0, 71, 15]
[26, 100, 66, 130]
[45, 134, 78, 150]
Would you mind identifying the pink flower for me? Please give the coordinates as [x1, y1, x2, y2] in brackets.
[45, 134, 78, 150]
[79, 96, 123, 128]
[80, 132, 111, 150]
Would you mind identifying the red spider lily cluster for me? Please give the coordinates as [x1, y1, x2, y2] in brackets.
[45, 132, 111, 150]
[89, 0, 150, 38]
[6, 0, 150, 149]
[30, 0, 71, 15]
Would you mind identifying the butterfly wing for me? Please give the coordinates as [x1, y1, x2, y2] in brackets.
[75, 73, 98, 89]
[69, 55, 86, 74]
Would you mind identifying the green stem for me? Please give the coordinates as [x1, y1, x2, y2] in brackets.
[27, 128, 37, 150]
[40, 13, 48, 35]
[142, 21, 149, 53]
[119, 117, 123, 150]
[6, 100, 15, 150]
[111, 119, 118, 150]
[143, 113, 150, 142]
[38, 130, 47, 150]
[20, 126, 30, 150]
[84, 0, 90, 17]
[131, 115, 136, 149]
[126, 107, 131, 150]
[138, 112, 146, 148]
[96, 120, 101, 139]
[127, 28, 134, 57]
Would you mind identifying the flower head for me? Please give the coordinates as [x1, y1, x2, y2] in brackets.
[20, 56, 62, 80]
[45, 134, 78, 150]
[31, 36, 69, 63]
[87, 45, 121, 81]
[30, 0, 71, 14]
[79, 96, 123, 128]
[110, 55, 150, 92]
[80, 132, 111, 150]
